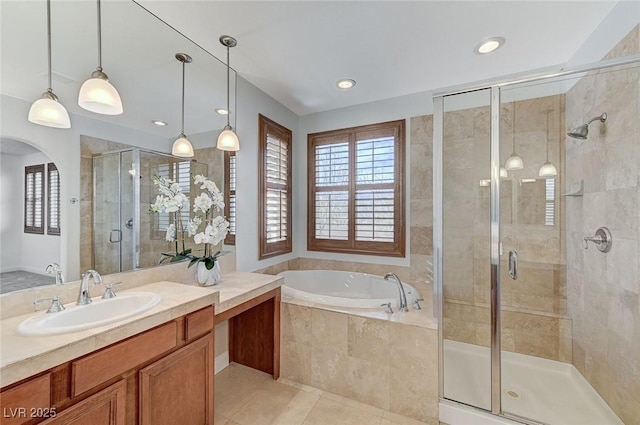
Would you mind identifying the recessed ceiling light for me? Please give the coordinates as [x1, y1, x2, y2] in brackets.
[215, 108, 229, 115]
[151, 120, 168, 126]
[336, 79, 356, 89]
[474, 37, 505, 55]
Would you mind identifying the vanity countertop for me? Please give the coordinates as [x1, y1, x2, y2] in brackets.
[0, 272, 283, 388]
[212, 271, 283, 314]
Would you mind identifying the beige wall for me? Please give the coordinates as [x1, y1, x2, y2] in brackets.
[565, 25, 640, 424]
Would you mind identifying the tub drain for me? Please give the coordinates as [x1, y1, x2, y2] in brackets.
[504, 389, 520, 399]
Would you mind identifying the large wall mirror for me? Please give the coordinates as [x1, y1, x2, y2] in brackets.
[0, 0, 236, 292]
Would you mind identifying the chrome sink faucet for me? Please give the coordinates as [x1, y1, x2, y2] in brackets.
[384, 272, 408, 312]
[78, 270, 102, 305]
[46, 263, 64, 285]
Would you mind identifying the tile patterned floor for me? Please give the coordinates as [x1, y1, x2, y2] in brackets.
[215, 363, 428, 425]
[0, 271, 55, 294]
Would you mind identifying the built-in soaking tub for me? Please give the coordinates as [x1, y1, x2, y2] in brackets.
[278, 270, 421, 309]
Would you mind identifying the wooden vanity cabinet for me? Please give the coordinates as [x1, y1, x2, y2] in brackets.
[0, 306, 214, 425]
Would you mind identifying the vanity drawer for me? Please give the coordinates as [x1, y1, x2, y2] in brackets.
[71, 322, 177, 397]
[184, 306, 214, 341]
[0, 373, 51, 425]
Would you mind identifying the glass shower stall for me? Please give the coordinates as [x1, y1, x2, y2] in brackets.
[91, 148, 208, 275]
[434, 53, 639, 425]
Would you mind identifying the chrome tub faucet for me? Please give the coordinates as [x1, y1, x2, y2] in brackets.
[384, 272, 408, 312]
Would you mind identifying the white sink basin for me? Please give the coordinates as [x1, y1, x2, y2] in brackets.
[17, 292, 162, 336]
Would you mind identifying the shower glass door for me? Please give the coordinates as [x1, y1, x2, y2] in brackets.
[93, 150, 136, 275]
[440, 88, 493, 411]
[93, 152, 122, 275]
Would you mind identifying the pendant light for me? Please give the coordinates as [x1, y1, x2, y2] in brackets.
[505, 102, 524, 171]
[539, 110, 558, 177]
[217, 35, 240, 151]
[28, 0, 71, 129]
[171, 53, 194, 158]
[78, 0, 123, 115]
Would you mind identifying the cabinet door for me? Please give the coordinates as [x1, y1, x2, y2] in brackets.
[41, 380, 125, 425]
[139, 334, 214, 425]
[0, 373, 51, 425]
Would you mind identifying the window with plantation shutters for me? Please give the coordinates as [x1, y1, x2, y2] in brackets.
[308, 120, 405, 257]
[259, 114, 292, 259]
[24, 164, 45, 234]
[224, 152, 236, 245]
[47, 163, 60, 235]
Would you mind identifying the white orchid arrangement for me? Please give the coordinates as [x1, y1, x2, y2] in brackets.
[149, 174, 191, 261]
[149, 174, 229, 267]
[186, 175, 230, 270]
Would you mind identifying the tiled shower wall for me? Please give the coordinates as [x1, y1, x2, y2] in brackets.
[565, 25, 640, 424]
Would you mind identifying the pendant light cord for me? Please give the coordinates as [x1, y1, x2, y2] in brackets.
[97, 0, 102, 71]
[546, 110, 550, 161]
[46, 0, 52, 91]
[512, 102, 516, 152]
[226, 44, 231, 128]
[181, 59, 185, 135]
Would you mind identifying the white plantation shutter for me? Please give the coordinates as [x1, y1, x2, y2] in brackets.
[266, 135, 288, 243]
[259, 115, 292, 259]
[24, 164, 45, 234]
[47, 163, 61, 235]
[314, 141, 349, 240]
[225, 152, 236, 244]
[355, 137, 395, 242]
[308, 120, 405, 257]
[545, 178, 555, 226]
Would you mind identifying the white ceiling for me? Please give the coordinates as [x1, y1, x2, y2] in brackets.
[1, 0, 233, 138]
[137, 0, 619, 116]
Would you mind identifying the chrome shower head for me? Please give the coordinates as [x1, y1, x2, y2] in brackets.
[567, 113, 607, 139]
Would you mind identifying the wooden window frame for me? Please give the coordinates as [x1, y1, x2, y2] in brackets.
[258, 114, 293, 260]
[224, 151, 236, 245]
[47, 162, 61, 236]
[307, 119, 406, 257]
[24, 164, 45, 234]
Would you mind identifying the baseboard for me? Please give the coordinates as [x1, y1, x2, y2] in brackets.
[215, 351, 229, 375]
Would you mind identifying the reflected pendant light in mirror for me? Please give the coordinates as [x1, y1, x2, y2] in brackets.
[28, 0, 70, 129]
[505, 102, 524, 171]
[539, 110, 558, 177]
[78, 0, 123, 115]
[217, 35, 240, 151]
[171, 53, 194, 158]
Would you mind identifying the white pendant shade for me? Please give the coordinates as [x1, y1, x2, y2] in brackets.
[505, 153, 524, 171]
[217, 127, 240, 151]
[28, 95, 71, 129]
[538, 161, 558, 177]
[172, 134, 194, 157]
[500, 166, 508, 179]
[78, 75, 123, 115]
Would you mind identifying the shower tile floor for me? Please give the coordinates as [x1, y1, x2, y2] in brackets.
[215, 363, 428, 425]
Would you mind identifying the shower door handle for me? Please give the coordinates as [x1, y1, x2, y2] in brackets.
[508, 250, 518, 280]
[109, 229, 122, 243]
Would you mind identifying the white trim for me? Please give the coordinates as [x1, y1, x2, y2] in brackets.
[214, 351, 229, 375]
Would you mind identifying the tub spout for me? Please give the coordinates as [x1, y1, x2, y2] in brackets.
[384, 272, 408, 312]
